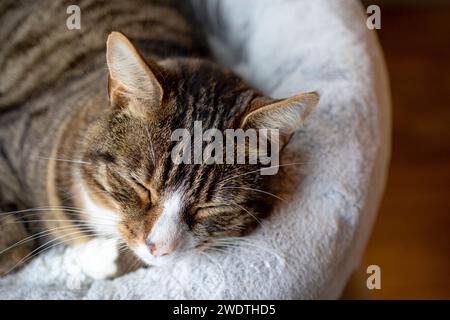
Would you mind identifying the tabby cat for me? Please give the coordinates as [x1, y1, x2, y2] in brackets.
[0, 0, 319, 278]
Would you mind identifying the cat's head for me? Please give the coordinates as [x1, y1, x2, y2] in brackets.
[79, 32, 319, 266]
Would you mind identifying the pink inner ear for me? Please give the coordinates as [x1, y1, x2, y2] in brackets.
[107, 76, 127, 107]
[241, 92, 320, 131]
[106, 31, 164, 106]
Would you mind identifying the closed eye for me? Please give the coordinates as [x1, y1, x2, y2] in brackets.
[194, 204, 232, 220]
[130, 176, 152, 204]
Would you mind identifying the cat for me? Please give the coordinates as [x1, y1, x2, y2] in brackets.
[0, 0, 319, 278]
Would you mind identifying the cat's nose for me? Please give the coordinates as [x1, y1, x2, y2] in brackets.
[147, 241, 177, 257]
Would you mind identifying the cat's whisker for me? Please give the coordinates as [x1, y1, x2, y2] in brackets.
[88, 232, 121, 240]
[221, 161, 309, 184]
[205, 246, 228, 254]
[0, 206, 118, 224]
[55, 186, 75, 199]
[4, 218, 114, 226]
[2, 228, 122, 276]
[2, 230, 95, 276]
[54, 186, 81, 203]
[0, 205, 90, 215]
[0, 224, 94, 257]
[0, 224, 117, 259]
[1, 209, 90, 217]
[230, 201, 265, 229]
[0, 206, 77, 217]
[4, 211, 117, 223]
[222, 186, 285, 202]
[33, 155, 91, 165]
[146, 125, 156, 166]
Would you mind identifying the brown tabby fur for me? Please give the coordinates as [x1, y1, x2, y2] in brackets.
[0, 0, 318, 276]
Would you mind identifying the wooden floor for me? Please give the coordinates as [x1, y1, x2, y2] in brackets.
[347, 5, 450, 299]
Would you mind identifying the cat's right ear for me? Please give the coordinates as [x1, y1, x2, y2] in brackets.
[106, 31, 163, 108]
[241, 92, 320, 147]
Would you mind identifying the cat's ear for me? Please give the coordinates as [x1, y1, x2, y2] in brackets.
[241, 92, 319, 146]
[106, 31, 163, 108]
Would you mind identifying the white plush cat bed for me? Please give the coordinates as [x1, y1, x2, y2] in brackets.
[0, 0, 391, 299]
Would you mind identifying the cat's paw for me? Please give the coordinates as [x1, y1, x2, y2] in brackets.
[76, 238, 119, 280]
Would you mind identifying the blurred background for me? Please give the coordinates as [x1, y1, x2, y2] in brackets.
[349, 0, 450, 299]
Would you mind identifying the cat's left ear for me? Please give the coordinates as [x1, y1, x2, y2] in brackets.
[241, 92, 319, 147]
[106, 31, 163, 109]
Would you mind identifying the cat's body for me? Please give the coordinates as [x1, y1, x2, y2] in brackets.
[0, 0, 209, 275]
[0, 0, 318, 277]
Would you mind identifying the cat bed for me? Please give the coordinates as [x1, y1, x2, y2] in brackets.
[0, 0, 391, 299]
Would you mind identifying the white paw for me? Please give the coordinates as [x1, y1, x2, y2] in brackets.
[76, 238, 119, 280]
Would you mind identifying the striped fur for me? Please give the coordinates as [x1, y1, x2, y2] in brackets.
[0, 0, 318, 276]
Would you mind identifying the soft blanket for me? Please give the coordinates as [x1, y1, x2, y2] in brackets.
[0, 0, 391, 299]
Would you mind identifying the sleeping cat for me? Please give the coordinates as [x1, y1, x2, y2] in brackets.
[0, 0, 319, 277]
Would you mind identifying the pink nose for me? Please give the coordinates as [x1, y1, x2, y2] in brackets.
[148, 242, 177, 257]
